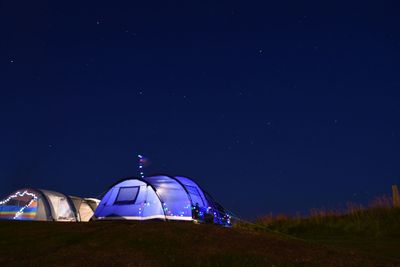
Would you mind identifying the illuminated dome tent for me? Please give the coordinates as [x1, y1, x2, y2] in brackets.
[94, 175, 231, 226]
[0, 188, 99, 222]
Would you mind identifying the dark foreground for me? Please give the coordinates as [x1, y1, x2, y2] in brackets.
[0, 220, 398, 267]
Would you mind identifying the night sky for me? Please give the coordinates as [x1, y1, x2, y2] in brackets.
[1, 1, 400, 219]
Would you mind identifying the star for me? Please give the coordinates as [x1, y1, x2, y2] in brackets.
[10, 59, 14, 63]
[125, 30, 137, 37]
[298, 15, 308, 23]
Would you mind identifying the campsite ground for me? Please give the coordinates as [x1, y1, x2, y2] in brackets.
[0, 216, 399, 266]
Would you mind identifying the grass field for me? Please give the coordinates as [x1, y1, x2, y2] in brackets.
[253, 205, 400, 267]
[0, 214, 399, 267]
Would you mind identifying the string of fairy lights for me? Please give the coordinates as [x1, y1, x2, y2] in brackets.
[0, 190, 38, 219]
[135, 154, 230, 223]
[138, 154, 145, 178]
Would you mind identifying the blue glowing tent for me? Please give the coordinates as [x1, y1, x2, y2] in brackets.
[94, 175, 231, 226]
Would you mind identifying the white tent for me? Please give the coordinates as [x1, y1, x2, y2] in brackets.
[70, 197, 100, 222]
[0, 188, 99, 222]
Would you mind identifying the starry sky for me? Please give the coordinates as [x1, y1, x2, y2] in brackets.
[1, 1, 400, 219]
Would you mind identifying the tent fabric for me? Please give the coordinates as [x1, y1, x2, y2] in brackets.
[175, 176, 208, 209]
[40, 189, 77, 221]
[0, 188, 99, 222]
[78, 202, 95, 222]
[94, 179, 166, 221]
[70, 197, 100, 222]
[94, 175, 231, 226]
[0, 190, 47, 221]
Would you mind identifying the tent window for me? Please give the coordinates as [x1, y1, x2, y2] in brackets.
[114, 186, 139, 205]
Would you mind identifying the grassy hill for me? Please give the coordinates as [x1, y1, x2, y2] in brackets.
[253, 206, 400, 266]
[0, 217, 398, 267]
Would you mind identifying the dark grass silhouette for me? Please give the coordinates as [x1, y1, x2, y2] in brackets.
[249, 196, 400, 265]
[1, 196, 399, 266]
[0, 220, 384, 267]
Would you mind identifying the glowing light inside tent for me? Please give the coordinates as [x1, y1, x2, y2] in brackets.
[14, 198, 37, 219]
[0, 191, 38, 220]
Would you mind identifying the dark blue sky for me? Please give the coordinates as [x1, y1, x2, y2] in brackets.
[1, 1, 400, 218]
